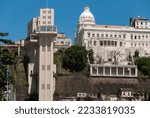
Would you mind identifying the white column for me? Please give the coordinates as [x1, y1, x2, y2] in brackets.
[123, 68, 125, 76]
[110, 67, 112, 76]
[116, 67, 118, 76]
[103, 67, 105, 76]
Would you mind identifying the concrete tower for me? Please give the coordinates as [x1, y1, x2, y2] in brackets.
[23, 8, 57, 101]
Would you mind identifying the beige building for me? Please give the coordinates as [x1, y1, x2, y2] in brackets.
[54, 33, 72, 52]
[22, 8, 57, 101]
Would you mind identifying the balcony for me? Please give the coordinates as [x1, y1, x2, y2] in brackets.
[36, 26, 57, 34]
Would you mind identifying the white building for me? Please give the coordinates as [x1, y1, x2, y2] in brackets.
[23, 8, 57, 101]
[76, 7, 150, 65]
[75, 7, 150, 78]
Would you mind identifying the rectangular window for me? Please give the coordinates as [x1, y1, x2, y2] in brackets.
[94, 41, 97, 46]
[48, 21, 51, 24]
[115, 41, 117, 46]
[42, 65, 45, 70]
[47, 65, 51, 70]
[92, 34, 95, 37]
[48, 10, 51, 13]
[100, 41, 103, 46]
[138, 36, 140, 39]
[48, 16, 51, 19]
[131, 34, 133, 39]
[42, 46, 45, 51]
[42, 84, 45, 89]
[120, 42, 122, 46]
[43, 10, 46, 13]
[47, 84, 50, 89]
[43, 21, 46, 24]
[47, 46, 50, 51]
[43, 16, 46, 19]
[97, 34, 99, 37]
[101, 34, 104, 37]
[88, 33, 90, 38]
[108, 41, 110, 46]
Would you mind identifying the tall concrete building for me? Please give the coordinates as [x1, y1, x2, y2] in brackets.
[23, 8, 57, 101]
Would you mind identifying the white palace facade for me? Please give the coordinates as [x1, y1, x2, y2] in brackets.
[76, 7, 150, 78]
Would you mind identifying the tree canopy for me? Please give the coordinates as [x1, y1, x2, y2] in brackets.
[62, 45, 88, 72]
[134, 57, 150, 78]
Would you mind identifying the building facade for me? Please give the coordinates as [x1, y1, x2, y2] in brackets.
[23, 8, 57, 101]
[76, 7, 150, 65]
[54, 33, 72, 52]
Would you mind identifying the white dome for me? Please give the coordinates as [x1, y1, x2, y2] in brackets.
[79, 7, 95, 25]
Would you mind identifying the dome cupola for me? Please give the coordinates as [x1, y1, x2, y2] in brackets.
[79, 7, 95, 25]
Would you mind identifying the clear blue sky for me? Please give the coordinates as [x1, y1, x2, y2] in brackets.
[0, 0, 150, 43]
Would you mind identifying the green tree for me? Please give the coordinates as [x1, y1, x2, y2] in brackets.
[134, 57, 150, 78]
[62, 45, 88, 72]
[134, 50, 139, 58]
[88, 49, 94, 64]
[0, 33, 16, 100]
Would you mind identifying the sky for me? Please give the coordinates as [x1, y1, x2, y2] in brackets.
[0, 0, 150, 43]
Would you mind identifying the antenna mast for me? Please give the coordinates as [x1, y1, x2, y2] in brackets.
[46, 0, 49, 8]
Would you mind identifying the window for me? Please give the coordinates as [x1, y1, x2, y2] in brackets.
[47, 84, 50, 89]
[131, 34, 133, 39]
[101, 34, 104, 37]
[48, 10, 51, 13]
[138, 36, 140, 39]
[135, 35, 137, 39]
[88, 33, 90, 38]
[43, 16, 46, 19]
[114, 34, 117, 38]
[120, 42, 122, 46]
[134, 43, 137, 47]
[47, 46, 50, 51]
[108, 41, 110, 46]
[123, 34, 126, 38]
[97, 34, 99, 37]
[145, 22, 148, 25]
[115, 41, 117, 46]
[104, 41, 107, 46]
[94, 41, 97, 46]
[131, 43, 133, 47]
[100, 41, 103, 46]
[42, 46, 45, 51]
[48, 16, 51, 19]
[47, 65, 51, 70]
[92, 34, 95, 37]
[42, 65, 45, 70]
[48, 21, 51, 24]
[106, 34, 108, 37]
[43, 21, 46, 24]
[43, 10, 46, 13]
[119, 35, 121, 38]
[110, 34, 113, 37]
[42, 84, 45, 89]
